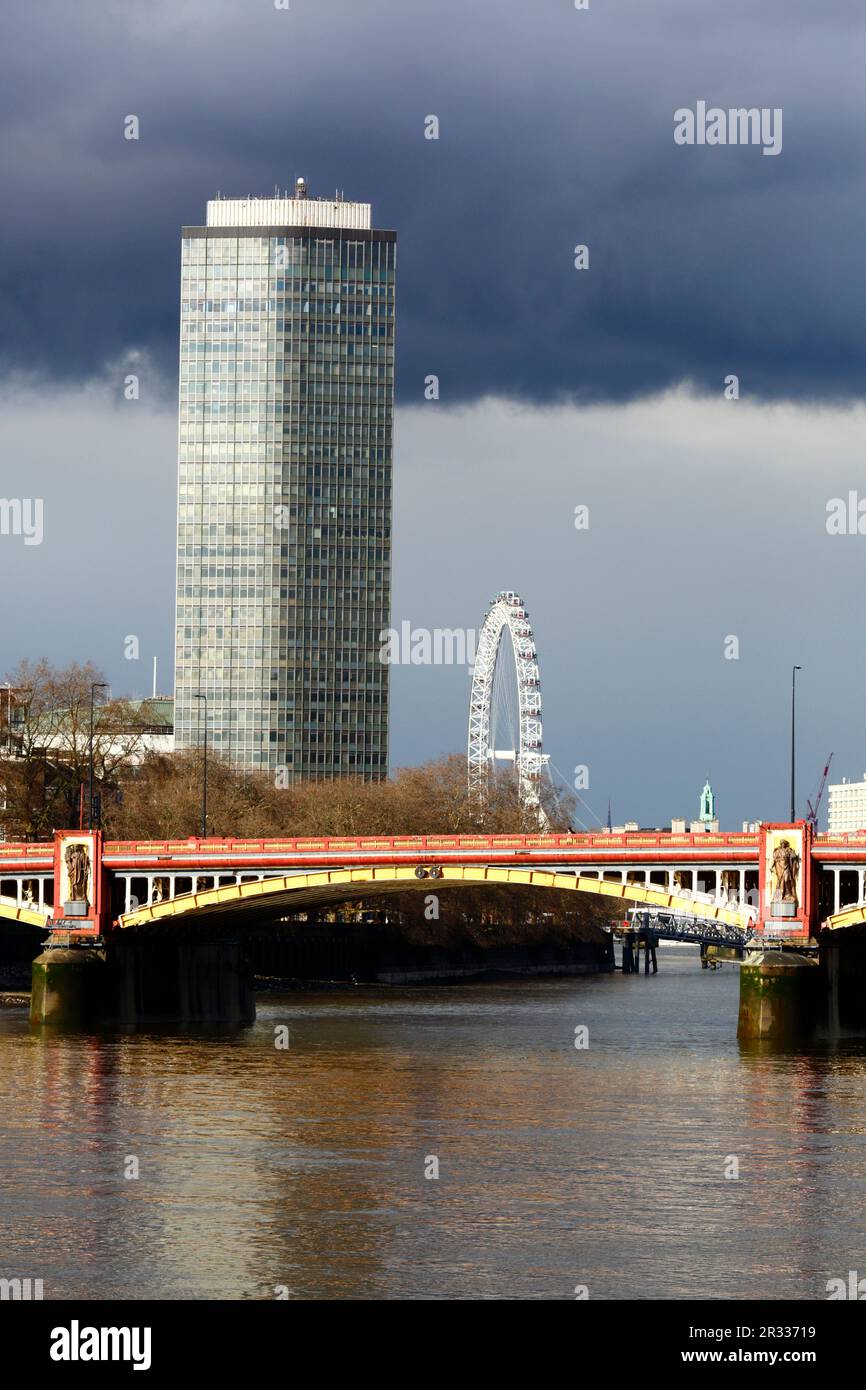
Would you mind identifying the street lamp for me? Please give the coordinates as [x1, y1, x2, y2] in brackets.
[192, 692, 208, 839]
[790, 665, 802, 822]
[88, 681, 108, 830]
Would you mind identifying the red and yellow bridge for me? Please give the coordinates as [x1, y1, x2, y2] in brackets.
[4, 823, 866, 940]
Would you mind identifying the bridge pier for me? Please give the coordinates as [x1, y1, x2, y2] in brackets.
[107, 933, 255, 1027]
[30, 934, 255, 1028]
[737, 950, 820, 1042]
[30, 945, 109, 1027]
[817, 932, 866, 1038]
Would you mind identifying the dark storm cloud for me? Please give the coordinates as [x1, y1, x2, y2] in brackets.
[1, 0, 865, 404]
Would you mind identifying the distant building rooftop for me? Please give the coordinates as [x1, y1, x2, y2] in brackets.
[828, 775, 866, 834]
[31, 696, 174, 739]
[122, 697, 174, 733]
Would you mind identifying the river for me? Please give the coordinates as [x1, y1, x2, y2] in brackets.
[2, 945, 865, 1300]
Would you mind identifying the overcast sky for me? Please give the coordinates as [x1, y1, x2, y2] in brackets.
[1, 0, 865, 828]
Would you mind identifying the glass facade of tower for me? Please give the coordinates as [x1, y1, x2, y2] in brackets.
[174, 193, 395, 778]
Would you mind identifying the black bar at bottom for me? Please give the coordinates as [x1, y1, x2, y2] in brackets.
[2, 1297, 861, 1376]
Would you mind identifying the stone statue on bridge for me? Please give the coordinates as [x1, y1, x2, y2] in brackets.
[770, 839, 800, 910]
[64, 842, 90, 905]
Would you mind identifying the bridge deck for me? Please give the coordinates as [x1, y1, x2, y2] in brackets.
[3, 830, 866, 877]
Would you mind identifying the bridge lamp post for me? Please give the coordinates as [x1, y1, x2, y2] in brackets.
[192, 692, 208, 840]
[790, 665, 802, 823]
[88, 682, 108, 831]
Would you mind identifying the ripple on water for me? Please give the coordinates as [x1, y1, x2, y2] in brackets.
[1, 958, 865, 1298]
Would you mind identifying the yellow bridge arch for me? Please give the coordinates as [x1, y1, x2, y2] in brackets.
[0, 897, 52, 928]
[118, 865, 755, 930]
[825, 902, 866, 932]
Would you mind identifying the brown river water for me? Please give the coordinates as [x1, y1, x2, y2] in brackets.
[2, 946, 866, 1300]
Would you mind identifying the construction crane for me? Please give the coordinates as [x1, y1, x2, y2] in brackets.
[806, 752, 834, 830]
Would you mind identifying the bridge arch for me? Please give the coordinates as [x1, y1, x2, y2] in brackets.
[118, 865, 754, 930]
[0, 898, 52, 928]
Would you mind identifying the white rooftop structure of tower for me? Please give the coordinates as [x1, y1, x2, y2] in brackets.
[207, 177, 371, 230]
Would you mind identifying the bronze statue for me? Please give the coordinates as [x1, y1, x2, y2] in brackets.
[65, 842, 90, 904]
[770, 838, 800, 908]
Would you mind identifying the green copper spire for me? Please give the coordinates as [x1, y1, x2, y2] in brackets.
[700, 779, 716, 825]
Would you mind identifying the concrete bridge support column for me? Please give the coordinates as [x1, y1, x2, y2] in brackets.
[737, 951, 820, 1042]
[31, 935, 255, 1028]
[30, 946, 109, 1027]
[107, 934, 255, 1027]
[817, 933, 866, 1038]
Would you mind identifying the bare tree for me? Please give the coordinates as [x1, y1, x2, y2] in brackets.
[104, 748, 577, 841]
[1, 659, 155, 838]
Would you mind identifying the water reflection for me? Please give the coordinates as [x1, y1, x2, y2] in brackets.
[3, 951, 866, 1298]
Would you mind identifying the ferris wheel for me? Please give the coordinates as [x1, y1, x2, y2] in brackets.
[468, 590, 550, 820]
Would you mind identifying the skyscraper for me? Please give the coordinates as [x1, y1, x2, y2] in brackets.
[173, 180, 395, 779]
